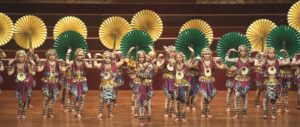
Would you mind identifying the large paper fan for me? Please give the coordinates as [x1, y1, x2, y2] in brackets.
[0, 13, 13, 46]
[120, 30, 154, 61]
[246, 19, 276, 52]
[266, 25, 300, 58]
[99, 16, 132, 50]
[14, 15, 47, 49]
[288, 1, 300, 32]
[175, 28, 209, 60]
[131, 10, 163, 42]
[216, 32, 252, 64]
[53, 16, 87, 39]
[54, 30, 88, 61]
[180, 19, 213, 45]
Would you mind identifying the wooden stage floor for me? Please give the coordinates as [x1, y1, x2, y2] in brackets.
[0, 90, 299, 127]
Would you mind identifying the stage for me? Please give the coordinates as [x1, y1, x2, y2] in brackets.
[0, 90, 299, 127]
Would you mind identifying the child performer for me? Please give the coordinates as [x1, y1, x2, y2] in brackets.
[262, 48, 289, 119]
[135, 49, 156, 125]
[277, 53, 292, 113]
[162, 46, 176, 117]
[93, 51, 124, 118]
[36, 49, 66, 118]
[225, 64, 236, 112]
[291, 53, 300, 109]
[225, 45, 254, 119]
[254, 52, 266, 108]
[173, 50, 194, 122]
[7, 50, 36, 119]
[0, 49, 6, 94]
[66, 48, 93, 118]
[60, 64, 75, 112]
[198, 48, 225, 118]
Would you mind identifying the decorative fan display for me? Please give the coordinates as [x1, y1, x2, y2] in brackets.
[54, 30, 87, 61]
[246, 19, 276, 52]
[53, 16, 87, 39]
[179, 19, 213, 45]
[216, 32, 252, 64]
[14, 15, 47, 49]
[175, 28, 209, 60]
[131, 10, 163, 42]
[120, 30, 154, 61]
[266, 25, 300, 58]
[288, 1, 300, 32]
[0, 13, 13, 46]
[99, 16, 132, 50]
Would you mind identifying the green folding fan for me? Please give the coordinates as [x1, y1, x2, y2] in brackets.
[216, 32, 252, 66]
[175, 28, 209, 60]
[266, 25, 300, 58]
[120, 30, 154, 61]
[53, 30, 88, 61]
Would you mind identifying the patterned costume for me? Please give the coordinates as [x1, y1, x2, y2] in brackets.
[38, 61, 60, 117]
[262, 59, 280, 118]
[98, 62, 118, 116]
[198, 59, 217, 116]
[162, 59, 175, 116]
[225, 68, 236, 110]
[132, 62, 154, 122]
[173, 64, 190, 120]
[233, 58, 252, 116]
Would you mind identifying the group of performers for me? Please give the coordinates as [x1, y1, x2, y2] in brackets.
[0, 44, 300, 125]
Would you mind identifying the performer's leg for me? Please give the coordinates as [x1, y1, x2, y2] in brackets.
[242, 94, 248, 118]
[263, 97, 268, 119]
[233, 91, 240, 118]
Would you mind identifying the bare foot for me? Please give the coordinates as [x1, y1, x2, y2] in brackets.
[277, 109, 281, 113]
[242, 115, 247, 118]
[186, 107, 190, 111]
[172, 114, 176, 118]
[207, 114, 213, 118]
[284, 109, 289, 112]
[226, 108, 230, 112]
[16, 115, 22, 119]
[263, 115, 267, 119]
[201, 114, 206, 118]
[175, 118, 179, 122]
[28, 104, 33, 108]
[109, 113, 114, 117]
[192, 107, 196, 112]
[21, 115, 26, 119]
[140, 122, 144, 126]
[131, 106, 135, 111]
[271, 115, 276, 120]
[164, 114, 169, 118]
[48, 114, 54, 118]
[42, 115, 47, 118]
[182, 118, 187, 122]
[76, 113, 81, 118]
[64, 109, 69, 112]
[134, 113, 138, 118]
[256, 105, 260, 108]
[233, 115, 239, 119]
[97, 113, 103, 118]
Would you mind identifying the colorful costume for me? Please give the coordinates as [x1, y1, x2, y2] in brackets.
[186, 67, 200, 110]
[98, 62, 118, 116]
[198, 59, 217, 116]
[162, 60, 175, 116]
[39, 61, 60, 117]
[173, 64, 190, 120]
[225, 68, 236, 110]
[263, 59, 280, 117]
[234, 58, 251, 116]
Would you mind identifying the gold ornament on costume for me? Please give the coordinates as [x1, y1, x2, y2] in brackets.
[53, 16, 87, 39]
[0, 13, 13, 46]
[131, 10, 163, 42]
[246, 19, 276, 52]
[180, 19, 213, 45]
[14, 15, 47, 49]
[288, 1, 300, 32]
[99, 16, 131, 50]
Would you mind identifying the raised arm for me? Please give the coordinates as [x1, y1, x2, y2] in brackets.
[279, 49, 290, 66]
[225, 49, 238, 63]
[84, 53, 93, 68]
[93, 53, 102, 69]
[66, 49, 73, 65]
